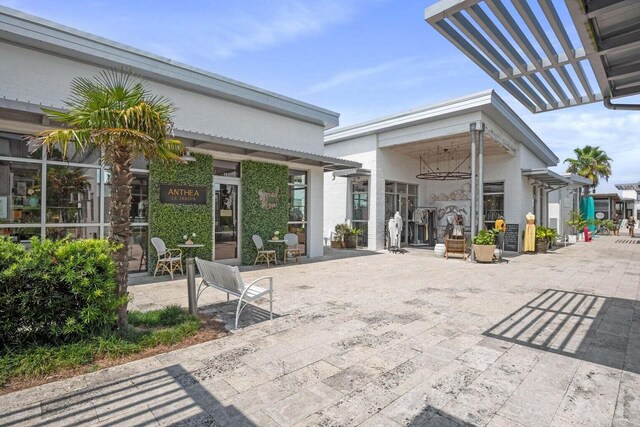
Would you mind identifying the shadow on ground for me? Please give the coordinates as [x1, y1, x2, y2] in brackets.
[0, 365, 254, 426]
[484, 288, 640, 374]
[199, 300, 282, 330]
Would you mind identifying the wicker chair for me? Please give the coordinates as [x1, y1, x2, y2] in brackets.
[151, 237, 183, 279]
[283, 233, 301, 264]
[252, 235, 277, 267]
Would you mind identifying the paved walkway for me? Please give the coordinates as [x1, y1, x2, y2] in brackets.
[2, 236, 639, 426]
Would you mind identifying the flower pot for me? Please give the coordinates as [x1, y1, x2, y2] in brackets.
[434, 243, 446, 258]
[185, 239, 193, 245]
[535, 239, 549, 253]
[568, 235, 577, 244]
[473, 244, 496, 263]
[344, 235, 358, 249]
[331, 240, 343, 249]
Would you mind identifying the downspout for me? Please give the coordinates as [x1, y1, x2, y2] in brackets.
[470, 123, 477, 261]
[603, 97, 640, 111]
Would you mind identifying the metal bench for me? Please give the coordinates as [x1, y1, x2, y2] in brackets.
[195, 258, 273, 329]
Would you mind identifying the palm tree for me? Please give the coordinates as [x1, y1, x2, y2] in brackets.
[564, 145, 612, 191]
[31, 71, 184, 328]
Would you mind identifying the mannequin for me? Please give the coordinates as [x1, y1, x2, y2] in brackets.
[391, 211, 403, 248]
[524, 212, 536, 253]
[452, 214, 464, 238]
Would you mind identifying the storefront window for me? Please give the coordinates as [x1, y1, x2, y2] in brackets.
[484, 181, 504, 229]
[0, 160, 42, 225]
[46, 226, 100, 240]
[0, 132, 41, 159]
[2, 226, 40, 243]
[46, 165, 100, 223]
[352, 180, 368, 247]
[214, 160, 241, 177]
[288, 169, 307, 255]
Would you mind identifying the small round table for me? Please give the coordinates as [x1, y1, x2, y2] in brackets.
[178, 243, 204, 315]
[267, 239, 286, 264]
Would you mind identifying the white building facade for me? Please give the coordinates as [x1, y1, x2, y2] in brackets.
[324, 91, 566, 252]
[0, 6, 358, 269]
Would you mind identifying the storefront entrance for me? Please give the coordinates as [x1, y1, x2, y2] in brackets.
[214, 179, 240, 262]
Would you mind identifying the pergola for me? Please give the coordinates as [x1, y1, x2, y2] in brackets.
[425, 0, 640, 112]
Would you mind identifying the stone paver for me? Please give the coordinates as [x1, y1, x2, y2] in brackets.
[1, 235, 640, 426]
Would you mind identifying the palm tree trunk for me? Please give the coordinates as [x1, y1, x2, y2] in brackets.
[109, 147, 133, 329]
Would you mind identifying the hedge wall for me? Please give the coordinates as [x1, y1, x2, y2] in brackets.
[148, 154, 213, 271]
[241, 160, 289, 265]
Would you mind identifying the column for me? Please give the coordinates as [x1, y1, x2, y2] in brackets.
[470, 123, 477, 241]
[478, 122, 485, 231]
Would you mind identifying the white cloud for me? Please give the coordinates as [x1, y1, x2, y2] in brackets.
[197, 0, 360, 59]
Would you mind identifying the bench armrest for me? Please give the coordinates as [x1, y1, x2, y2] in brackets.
[241, 276, 273, 299]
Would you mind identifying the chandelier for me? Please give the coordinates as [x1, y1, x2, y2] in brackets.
[416, 145, 471, 181]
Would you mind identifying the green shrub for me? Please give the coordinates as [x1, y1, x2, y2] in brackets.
[0, 237, 124, 349]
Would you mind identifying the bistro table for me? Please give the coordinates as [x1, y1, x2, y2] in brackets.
[267, 239, 286, 264]
[178, 243, 205, 316]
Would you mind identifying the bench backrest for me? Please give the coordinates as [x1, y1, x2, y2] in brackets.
[195, 258, 244, 294]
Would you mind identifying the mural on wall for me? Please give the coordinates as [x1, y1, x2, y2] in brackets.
[430, 183, 472, 241]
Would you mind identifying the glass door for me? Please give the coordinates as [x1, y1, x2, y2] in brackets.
[214, 181, 239, 262]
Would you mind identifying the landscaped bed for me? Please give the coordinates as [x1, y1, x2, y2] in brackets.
[0, 237, 228, 394]
[0, 305, 227, 394]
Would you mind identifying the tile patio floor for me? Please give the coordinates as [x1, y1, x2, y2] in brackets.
[1, 235, 639, 426]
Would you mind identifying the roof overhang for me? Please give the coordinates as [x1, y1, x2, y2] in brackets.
[523, 168, 589, 190]
[0, 6, 340, 129]
[177, 129, 361, 172]
[326, 90, 558, 166]
[425, 0, 640, 113]
[615, 182, 640, 191]
[331, 168, 371, 178]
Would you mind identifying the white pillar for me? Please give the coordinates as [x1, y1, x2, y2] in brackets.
[470, 123, 477, 248]
[478, 122, 485, 231]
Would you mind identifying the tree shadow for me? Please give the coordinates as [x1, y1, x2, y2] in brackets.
[484, 289, 639, 373]
[408, 405, 475, 426]
[0, 365, 254, 426]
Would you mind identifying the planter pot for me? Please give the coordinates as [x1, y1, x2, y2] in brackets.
[568, 235, 577, 244]
[473, 244, 496, 263]
[434, 243, 446, 258]
[536, 240, 549, 253]
[330, 240, 343, 249]
[344, 235, 358, 249]
[494, 248, 501, 259]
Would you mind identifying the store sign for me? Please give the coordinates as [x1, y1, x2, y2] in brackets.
[259, 188, 279, 209]
[159, 184, 207, 205]
[503, 223, 519, 252]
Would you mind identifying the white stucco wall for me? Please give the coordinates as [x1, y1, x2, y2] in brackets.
[0, 41, 326, 155]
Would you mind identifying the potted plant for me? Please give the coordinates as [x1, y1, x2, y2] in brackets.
[471, 229, 497, 263]
[567, 210, 587, 242]
[344, 227, 362, 249]
[332, 223, 347, 249]
[535, 227, 553, 253]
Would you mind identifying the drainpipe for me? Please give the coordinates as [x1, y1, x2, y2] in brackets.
[470, 123, 477, 260]
[604, 97, 640, 111]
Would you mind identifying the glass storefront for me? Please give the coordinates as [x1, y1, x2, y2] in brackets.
[351, 180, 368, 247]
[0, 132, 149, 273]
[288, 169, 307, 255]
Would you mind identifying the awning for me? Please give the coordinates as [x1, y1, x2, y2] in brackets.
[425, 0, 640, 113]
[522, 168, 590, 190]
[615, 182, 640, 191]
[176, 129, 361, 171]
[331, 168, 371, 178]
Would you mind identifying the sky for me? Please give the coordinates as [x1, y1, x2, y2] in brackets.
[2, 0, 638, 193]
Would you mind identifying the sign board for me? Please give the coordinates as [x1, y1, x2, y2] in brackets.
[159, 184, 207, 205]
[503, 223, 519, 252]
[595, 212, 605, 219]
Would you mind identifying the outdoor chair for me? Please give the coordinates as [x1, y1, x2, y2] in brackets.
[283, 232, 302, 264]
[445, 237, 468, 260]
[195, 258, 273, 329]
[151, 237, 183, 279]
[252, 234, 277, 267]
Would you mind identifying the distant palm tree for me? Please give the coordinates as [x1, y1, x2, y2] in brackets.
[564, 145, 612, 191]
[31, 71, 184, 328]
